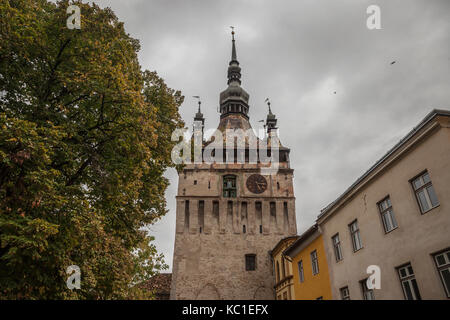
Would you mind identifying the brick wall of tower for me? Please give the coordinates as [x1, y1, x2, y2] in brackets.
[170, 164, 297, 300]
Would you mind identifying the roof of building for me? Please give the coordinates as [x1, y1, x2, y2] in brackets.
[270, 235, 299, 256]
[317, 109, 450, 221]
[283, 224, 318, 258]
[141, 273, 172, 296]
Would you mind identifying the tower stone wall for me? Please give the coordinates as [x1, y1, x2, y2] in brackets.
[170, 164, 297, 299]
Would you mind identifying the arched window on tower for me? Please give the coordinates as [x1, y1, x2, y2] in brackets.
[223, 175, 237, 198]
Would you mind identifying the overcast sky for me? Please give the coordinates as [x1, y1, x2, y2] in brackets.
[83, 0, 449, 271]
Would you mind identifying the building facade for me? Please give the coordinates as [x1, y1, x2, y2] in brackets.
[317, 109, 450, 300]
[270, 236, 298, 300]
[170, 32, 297, 300]
[283, 224, 333, 300]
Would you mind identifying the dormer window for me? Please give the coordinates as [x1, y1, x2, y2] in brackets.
[223, 175, 237, 198]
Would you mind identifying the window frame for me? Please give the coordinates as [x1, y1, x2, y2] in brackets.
[298, 260, 304, 283]
[349, 220, 363, 252]
[281, 256, 286, 279]
[433, 248, 450, 298]
[332, 233, 343, 262]
[410, 170, 439, 214]
[245, 254, 256, 271]
[396, 263, 421, 300]
[276, 261, 280, 283]
[360, 278, 375, 300]
[223, 175, 237, 198]
[377, 196, 398, 233]
[310, 250, 319, 275]
[340, 286, 350, 300]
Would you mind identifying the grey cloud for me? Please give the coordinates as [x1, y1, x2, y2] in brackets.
[87, 0, 449, 270]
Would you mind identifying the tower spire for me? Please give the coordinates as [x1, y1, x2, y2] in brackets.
[193, 96, 203, 120]
[265, 98, 273, 114]
[230, 26, 237, 62]
[193, 95, 205, 140]
[219, 28, 250, 120]
[227, 27, 241, 85]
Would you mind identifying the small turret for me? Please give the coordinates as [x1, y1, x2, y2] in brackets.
[193, 96, 205, 140]
[265, 98, 278, 134]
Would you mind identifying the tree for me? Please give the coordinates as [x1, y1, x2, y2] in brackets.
[0, 0, 184, 299]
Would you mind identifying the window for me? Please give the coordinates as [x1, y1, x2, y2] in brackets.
[223, 175, 237, 198]
[298, 260, 304, 283]
[311, 250, 319, 275]
[245, 254, 256, 271]
[332, 233, 343, 262]
[378, 196, 398, 233]
[340, 286, 350, 300]
[283, 292, 287, 300]
[349, 220, 363, 252]
[397, 263, 421, 300]
[184, 200, 190, 230]
[276, 261, 280, 282]
[411, 171, 439, 213]
[360, 279, 375, 300]
[433, 249, 450, 298]
[198, 200, 204, 233]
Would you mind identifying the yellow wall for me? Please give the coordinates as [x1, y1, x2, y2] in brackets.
[272, 237, 297, 300]
[291, 235, 332, 300]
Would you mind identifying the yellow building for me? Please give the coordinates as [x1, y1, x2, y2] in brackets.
[283, 224, 332, 300]
[270, 236, 299, 300]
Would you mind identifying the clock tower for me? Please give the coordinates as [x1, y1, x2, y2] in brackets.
[170, 31, 297, 300]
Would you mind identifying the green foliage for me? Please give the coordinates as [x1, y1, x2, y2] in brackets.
[0, 0, 184, 299]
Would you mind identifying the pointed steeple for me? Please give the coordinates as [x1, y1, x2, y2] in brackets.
[227, 27, 242, 85]
[192, 96, 205, 140]
[219, 28, 250, 120]
[231, 27, 237, 62]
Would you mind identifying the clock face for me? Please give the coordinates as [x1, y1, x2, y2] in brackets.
[246, 174, 268, 194]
